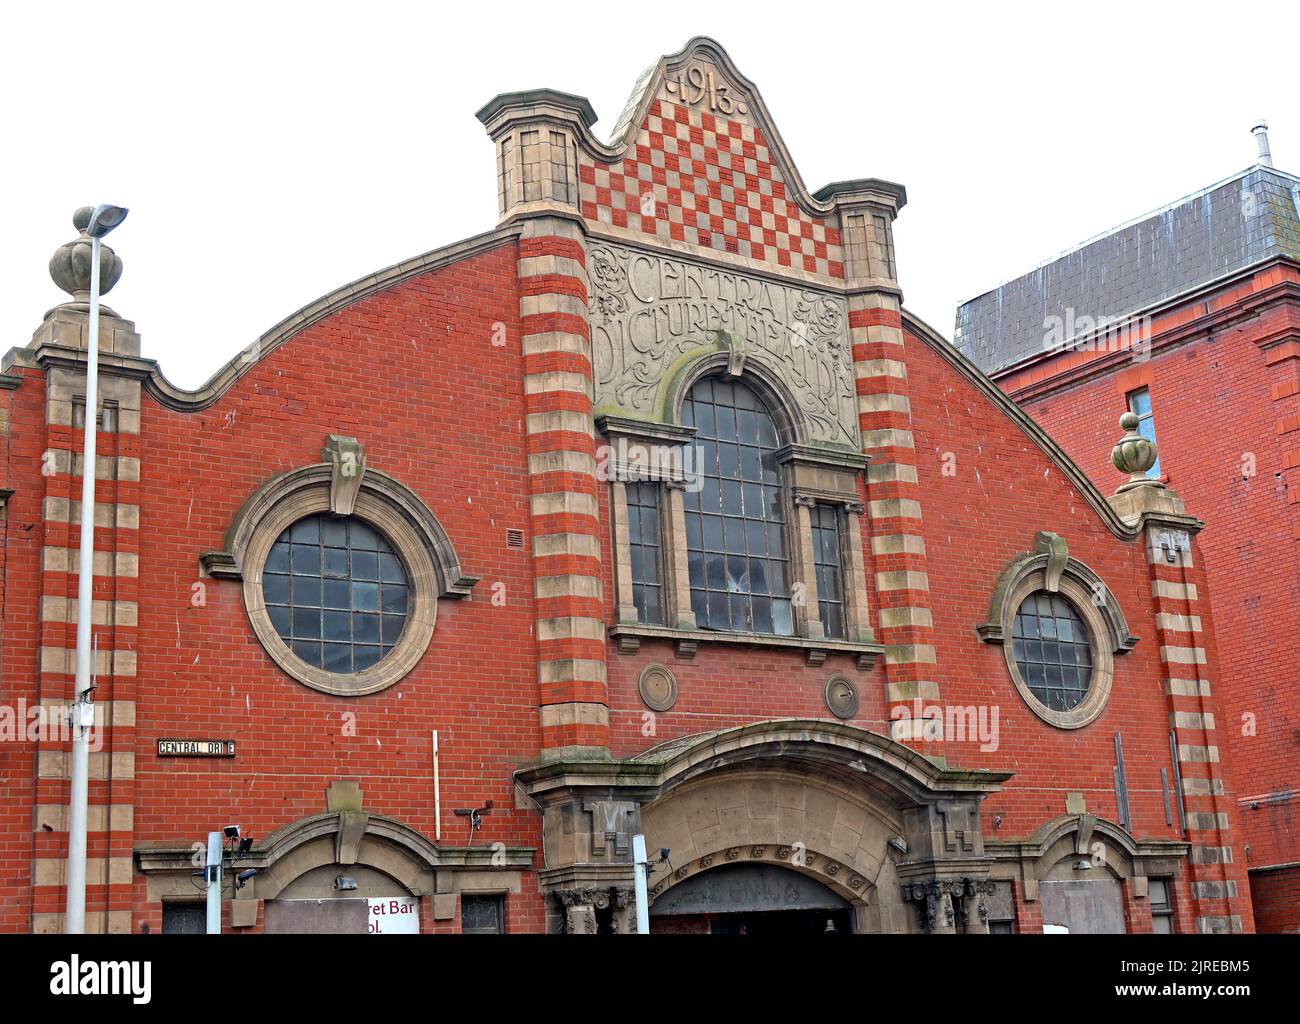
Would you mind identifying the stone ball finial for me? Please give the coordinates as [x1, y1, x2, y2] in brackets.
[1111, 411, 1159, 490]
[49, 207, 124, 304]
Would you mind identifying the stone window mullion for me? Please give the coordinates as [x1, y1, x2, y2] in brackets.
[840, 501, 873, 644]
[610, 479, 639, 625]
[791, 493, 824, 640]
[662, 478, 697, 630]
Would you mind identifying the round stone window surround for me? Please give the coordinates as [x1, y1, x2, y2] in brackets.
[999, 568, 1114, 730]
[243, 487, 438, 696]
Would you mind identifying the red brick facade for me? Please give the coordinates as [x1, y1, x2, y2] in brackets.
[992, 260, 1300, 931]
[0, 37, 1259, 935]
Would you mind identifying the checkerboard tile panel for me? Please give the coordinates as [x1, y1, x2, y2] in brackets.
[580, 99, 844, 279]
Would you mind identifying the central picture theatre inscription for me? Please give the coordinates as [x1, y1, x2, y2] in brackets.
[588, 243, 859, 448]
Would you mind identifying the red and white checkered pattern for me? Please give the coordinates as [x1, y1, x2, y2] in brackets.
[580, 99, 843, 278]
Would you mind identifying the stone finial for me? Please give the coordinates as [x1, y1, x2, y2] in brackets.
[1111, 412, 1160, 492]
[49, 206, 124, 304]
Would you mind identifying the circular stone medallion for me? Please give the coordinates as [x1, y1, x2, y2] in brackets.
[824, 674, 859, 720]
[637, 663, 679, 712]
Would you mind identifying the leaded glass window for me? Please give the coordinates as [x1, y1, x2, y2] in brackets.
[263, 514, 409, 674]
[681, 377, 793, 635]
[811, 504, 845, 639]
[1011, 592, 1092, 711]
[626, 481, 663, 625]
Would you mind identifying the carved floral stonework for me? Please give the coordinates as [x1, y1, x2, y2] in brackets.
[588, 242, 859, 448]
[902, 878, 996, 932]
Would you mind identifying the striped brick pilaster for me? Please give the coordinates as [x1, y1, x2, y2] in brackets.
[31, 346, 140, 934]
[1145, 528, 1253, 933]
[848, 293, 943, 753]
[517, 217, 609, 757]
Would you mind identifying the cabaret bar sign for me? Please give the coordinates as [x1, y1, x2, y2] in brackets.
[156, 738, 236, 758]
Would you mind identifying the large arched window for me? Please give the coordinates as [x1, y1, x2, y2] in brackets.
[680, 377, 793, 635]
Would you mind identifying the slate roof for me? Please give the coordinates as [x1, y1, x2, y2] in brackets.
[953, 165, 1300, 375]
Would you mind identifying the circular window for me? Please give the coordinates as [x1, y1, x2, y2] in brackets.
[1011, 592, 1093, 712]
[262, 514, 409, 674]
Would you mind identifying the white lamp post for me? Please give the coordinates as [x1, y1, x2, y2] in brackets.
[65, 203, 128, 935]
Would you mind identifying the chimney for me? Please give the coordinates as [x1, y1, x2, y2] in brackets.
[1252, 121, 1273, 167]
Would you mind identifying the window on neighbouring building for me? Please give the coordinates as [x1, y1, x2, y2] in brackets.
[262, 514, 410, 674]
[681, 376, 795, 635]
[1149, 877, 1175, 933]
[461, 895, 505, 934]
[626, 481, 664, 625]
[811, 504, 845, 639]
[1127, 388, 1161, 477]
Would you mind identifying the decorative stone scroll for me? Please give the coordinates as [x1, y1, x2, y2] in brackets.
[323, 434, 367, 516]
[587, 242, 859, 449]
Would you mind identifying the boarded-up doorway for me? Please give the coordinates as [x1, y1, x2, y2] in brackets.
[1039, 878, 1126, 934]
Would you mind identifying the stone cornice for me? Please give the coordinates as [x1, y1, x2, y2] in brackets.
[984, 814, 1189, 862]
[812, 178, 908, 213]
[516, 718, 1013, 801]
[475, 88, 598, 131]
[608, 623, 884, 669]
[594, 414, 697, 445]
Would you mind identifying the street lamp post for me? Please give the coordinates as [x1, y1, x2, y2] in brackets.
[66, 203, 128, 935]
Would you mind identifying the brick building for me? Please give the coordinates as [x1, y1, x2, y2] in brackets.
[955, 131, 1300, 932]
[0, 38, 1255, 934]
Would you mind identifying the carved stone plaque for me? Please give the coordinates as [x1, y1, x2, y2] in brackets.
[588, 243, 859, 449]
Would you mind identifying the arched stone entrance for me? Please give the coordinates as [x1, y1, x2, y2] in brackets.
[135, 785, 534, 933]
[987, 813, 1190, 934]
[516, 718, 1011, 934]
[650, 860, 853, 934]
[640, 765, 905, 933]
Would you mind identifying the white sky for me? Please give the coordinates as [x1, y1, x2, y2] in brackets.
[3, 1, 1294, 389]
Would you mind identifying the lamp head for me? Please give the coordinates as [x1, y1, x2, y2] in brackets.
[86, 204, 128, 238]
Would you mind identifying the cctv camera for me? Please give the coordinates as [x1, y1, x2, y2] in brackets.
[224, 825, 240, 839]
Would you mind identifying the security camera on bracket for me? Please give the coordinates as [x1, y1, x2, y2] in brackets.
[453, 800, 494, 842]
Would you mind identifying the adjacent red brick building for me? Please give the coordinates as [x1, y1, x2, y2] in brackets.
[0, 38, 1257, 934]
[956, 136, 1300, 931]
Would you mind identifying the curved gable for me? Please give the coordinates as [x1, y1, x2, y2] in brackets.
[903, 310, 1138, 541]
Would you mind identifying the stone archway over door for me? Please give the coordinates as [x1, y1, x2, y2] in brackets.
[641, 766, 901, 933]
[516, 719, 1012, 934]
[649, 861, 853, 934]
[264, 862, 421, 934]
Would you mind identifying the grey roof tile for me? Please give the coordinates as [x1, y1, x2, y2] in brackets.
[954, 166, 1300, 373]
